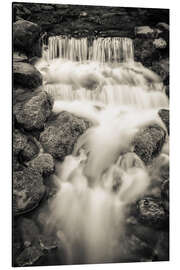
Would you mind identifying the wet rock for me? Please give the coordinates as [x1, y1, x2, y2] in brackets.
[13, 62, 42, 89]
[13, 129, 40, 165]
[40, 111, 88, 160]
[13, 167, 46, 216]
[14, 91, 54, 131]
[13, 20, 41, 57]
[137, 197, 168, 229]
[158, 109, 169, 135]
[133, 125, 166, 164]
[16, 246, 44, 267]
[28, 153, 55, 177]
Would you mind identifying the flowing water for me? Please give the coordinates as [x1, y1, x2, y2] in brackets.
[36, 37, 169, 264]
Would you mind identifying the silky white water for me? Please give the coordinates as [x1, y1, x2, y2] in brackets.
[36, 37, 169, 264]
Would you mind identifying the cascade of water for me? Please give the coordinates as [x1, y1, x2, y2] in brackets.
[43, 36, 134, 62]
[37, 34, 169, 264]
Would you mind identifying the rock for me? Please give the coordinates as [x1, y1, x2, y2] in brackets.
[14, 91, 54, 131]
[13, 62, 42, 89]
[28, 153, 55, 177]
[135, 26, 156, 38]
[137, 197, 168, 229]
[13, 87, 42, 106]
[13, 52, 28, 62]
[134, 38, 160, 67]
[40, 111, 88, 160]
[13, 129, 27, 155]
[154, 232, 169, 261]
[16, 246, 44, 267]
[153, 38, 167, 49]
[13, 167, 45, 216]
[13, 20, 41, 57]
[158, 109, 169, 135]
[20, 137, 39, 161]
[151, 58, 169, 82]
[19, 218, 40, 246]
[133, 125, 166, 164]
[13, 129, 39, 164]
[156, 22, 169, 32]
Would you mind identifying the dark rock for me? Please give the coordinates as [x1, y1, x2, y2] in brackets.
[19, 218, 40, 246]
[150, 58, 169, 82]
[137, 197, 168, 229]
[13, 20, 41, 57]
[133, 125, 166, 164]
[154, 231, 169, 261]
[13, 129, 27, 155]
[13, 129, 39, 164]
[158, 109, 169, 135]
[28, 153, 55, 177]
[13, 62, 42, 89]
[16, 246, 44, 267]
[13, 86, 42, 106]
[14, 91, 54, 131]
[20, 137, 39, 162]
[156, 22, 169, 32]
[134, 38, 160, 67]
[40, 111, 88, 160]
[13, 167, 45, 216]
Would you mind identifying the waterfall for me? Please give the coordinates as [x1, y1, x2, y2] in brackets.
[43, 36, 134, 62]
[36, 35, 169, 264]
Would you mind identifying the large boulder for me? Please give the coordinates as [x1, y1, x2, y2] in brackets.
[13, 20, 41, 57]
[133, 125, 166, 164]
[14, 92, 54, 131]
[40, 111, 89, 160]
[13, 129, 39, 170]
[28, 153, 55, 177]
[13, 62, 42, 89]
[13, 167, 46, 216]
